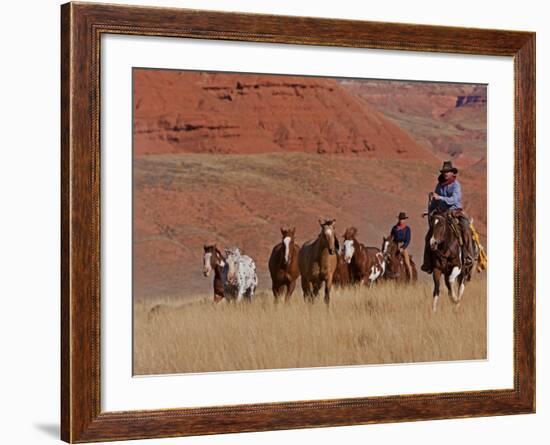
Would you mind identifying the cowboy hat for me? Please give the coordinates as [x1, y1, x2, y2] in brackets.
[397, 212, 409, 220]
[440, 160, 458, 174]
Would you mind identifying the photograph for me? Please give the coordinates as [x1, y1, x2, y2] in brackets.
[132, 68, 488, 375]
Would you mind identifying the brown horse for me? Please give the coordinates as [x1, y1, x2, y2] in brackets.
[298, 219, 339, 304]
[268, 227, 300, 302]
[202, 244, 227, 302]
[381, 237, 418, 283]
[341, 227, 385, 286]
[332, 252, 351, 287]
[427, 212, 474, 312]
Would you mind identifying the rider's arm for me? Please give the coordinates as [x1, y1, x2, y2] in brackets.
[402, 227, 411, 249]
[438, 182, 462, 207]
[428, 184, 439, 212]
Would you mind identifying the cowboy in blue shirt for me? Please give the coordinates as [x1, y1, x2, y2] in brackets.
[390, 212, 413, 281]
[421, 161, 474, 273]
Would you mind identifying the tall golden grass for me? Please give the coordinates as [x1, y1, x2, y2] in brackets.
[133, 276, 486, 375]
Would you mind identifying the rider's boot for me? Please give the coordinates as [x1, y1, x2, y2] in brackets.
[421, 246, 432, 273]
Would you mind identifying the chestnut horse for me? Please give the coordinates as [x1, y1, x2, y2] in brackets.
[268, 227, 300, 301]
[202, 244, 226, 302]
[298, 219, 339, 304]
[332, 252, 351, 287]
[427, 212, 474, 312]
[341, 227, 386, 285]
[381, 237, 418, 283]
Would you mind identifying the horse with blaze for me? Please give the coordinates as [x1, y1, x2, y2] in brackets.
[381, 237, 418, 283]
[341, 227, 386, 286]
[202, 244, 227, 302]
[268, 227, 300, 302]
[298, 219, 339, 304]
[426, 212, 476, 312]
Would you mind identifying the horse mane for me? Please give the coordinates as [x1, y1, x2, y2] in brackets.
[215, 247, 225, 260]
[343, 227, 358, 239]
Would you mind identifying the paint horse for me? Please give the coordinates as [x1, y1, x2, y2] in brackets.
[341, 227, 386, 286]
[426, 212, 475, 312]
[298, 219, 339, 304]
[223, 247, 258, 301]
[381, 237, 418, 283]
[268, 227, 300, 302]
[202, 244, 227, 302]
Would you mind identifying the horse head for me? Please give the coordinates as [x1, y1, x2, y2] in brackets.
[318, 219, 337, 255]
[224, 247, 241, 284]
[203, 244, 224, 277]
[381, 236, 401, 278]
[381, 236, 392, 256]
[342, 227, 359, 264]
[429, 214, 448, 251]
[280, 226, 296, 265]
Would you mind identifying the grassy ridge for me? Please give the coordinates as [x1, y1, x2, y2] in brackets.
[133, 276, 486, 375]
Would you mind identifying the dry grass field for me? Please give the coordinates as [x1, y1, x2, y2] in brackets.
[133, 275, 486, 375]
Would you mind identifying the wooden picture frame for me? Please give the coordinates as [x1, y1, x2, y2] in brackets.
[61, 2, 535, 442]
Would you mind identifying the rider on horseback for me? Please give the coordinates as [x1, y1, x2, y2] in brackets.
[421, 161, 475, 274]
[389, 212, 413, 281]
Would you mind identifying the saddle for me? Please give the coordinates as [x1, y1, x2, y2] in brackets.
[444, 210, 469, 247]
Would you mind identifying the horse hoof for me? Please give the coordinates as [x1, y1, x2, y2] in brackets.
[432, 297, 439, 312]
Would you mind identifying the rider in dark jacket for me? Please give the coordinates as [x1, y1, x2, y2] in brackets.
[390, 212, 413, 281]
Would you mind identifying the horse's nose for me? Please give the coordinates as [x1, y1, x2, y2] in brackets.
[203, 268, 210, 277]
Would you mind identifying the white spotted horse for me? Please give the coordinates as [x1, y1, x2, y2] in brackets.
[224, 247, 258, 302]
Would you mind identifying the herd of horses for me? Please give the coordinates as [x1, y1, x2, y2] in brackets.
[203, 213, 481, 312]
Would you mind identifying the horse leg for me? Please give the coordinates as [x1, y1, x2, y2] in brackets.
[272, 283, 279, 300]
[302, 278, 313, 303]
[458, 274, 466, 302]
[285, 279, 296, 303]
[236, 285, 245, 302]
[366, 276, 373, 288]
[272, 283, 283, 302]
[432, 269, 441, 312]
[324, 277, 333, 305]
[312, 281, 321, 299]
[448, 266, 461, 304]
[246, 284, 255, 302]
[444, 274, 452, 294]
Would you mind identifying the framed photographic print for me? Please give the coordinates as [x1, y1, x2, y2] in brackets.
[61, 2, 535, 442]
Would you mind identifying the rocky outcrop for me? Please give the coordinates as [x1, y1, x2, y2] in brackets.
[455, 94, 486, 108]
[133, 69, 438, 162]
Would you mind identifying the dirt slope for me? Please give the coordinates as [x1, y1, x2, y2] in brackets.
[341, 80, 487, 167]
[134, 153, 486, 299]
